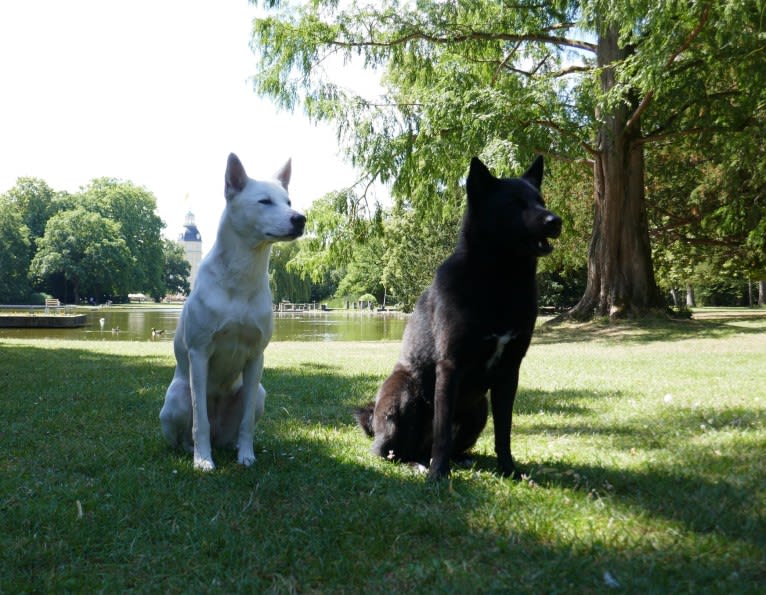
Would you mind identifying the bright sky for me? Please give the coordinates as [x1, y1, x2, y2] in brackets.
[0, 0, 371, 254]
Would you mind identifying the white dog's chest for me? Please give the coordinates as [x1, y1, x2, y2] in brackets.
[201, 311, 269, 385]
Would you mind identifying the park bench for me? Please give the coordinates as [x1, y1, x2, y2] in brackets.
[44, 298, 61, 313]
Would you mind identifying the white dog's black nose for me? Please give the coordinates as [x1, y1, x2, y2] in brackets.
[291, 213, 306, 234]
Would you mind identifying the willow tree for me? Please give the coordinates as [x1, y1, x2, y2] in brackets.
[251, 0, 764, 319]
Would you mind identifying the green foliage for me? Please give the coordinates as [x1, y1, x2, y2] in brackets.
[535, 159, 592, 276]
[334, 235, 386, 303]
[251, 0, 766, 316]
[269, 241, 313, 303]
[538, 267, 588, 310]
[382, 208, 462, 312]
[1, 177, 64, 250]
[649, 117, 766, 292]
[161, 239, 191, 297]
[28, 208, 133, 303]
[0, 199, 32, 303]
[286, 191, 364, 283]
[1, 175, 174, 303]
[79, 178, 166, 299]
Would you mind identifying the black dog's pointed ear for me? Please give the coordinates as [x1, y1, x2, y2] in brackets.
[467, 157, 494, 202]
[225, 153, 248, 200]
[522, 155, 544, 189]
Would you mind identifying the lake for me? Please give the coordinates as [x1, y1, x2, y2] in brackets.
[0, 307, 408, 342]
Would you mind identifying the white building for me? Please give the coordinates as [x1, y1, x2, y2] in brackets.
[178, 211, 202, 290]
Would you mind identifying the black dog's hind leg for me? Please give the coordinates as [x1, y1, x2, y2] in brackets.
[491, 372, 521, 478]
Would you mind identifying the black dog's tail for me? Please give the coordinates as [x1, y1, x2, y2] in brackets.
[353, 403, 375, 438]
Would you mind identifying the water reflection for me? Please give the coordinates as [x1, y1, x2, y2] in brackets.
[0, 307, 407, 342]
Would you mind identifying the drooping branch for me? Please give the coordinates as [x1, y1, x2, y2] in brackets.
[637, 126, 708, 146]
[531, 119, 598, 157]
[626, 4, 711, 133]
[532, 147, 594, 168]
[492, 42, 522, 84]
[328, 29, 597, 54]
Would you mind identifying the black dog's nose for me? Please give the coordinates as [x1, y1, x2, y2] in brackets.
[543, 213, 562, 238]
[291, 213, 306, 233]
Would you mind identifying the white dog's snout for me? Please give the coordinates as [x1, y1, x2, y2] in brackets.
[291, 212, 306, 233]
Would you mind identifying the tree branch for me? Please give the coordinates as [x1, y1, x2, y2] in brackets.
[329, 30, 597, 54]
[636, 126, 708, 145]
[532, 119, 598, 156]
[626, 4, 711, 133]
[492, 42, 522, 84]
[533, 148, 594, 168]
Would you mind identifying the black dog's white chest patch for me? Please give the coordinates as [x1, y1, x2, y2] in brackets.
[486, 331, 517, 370]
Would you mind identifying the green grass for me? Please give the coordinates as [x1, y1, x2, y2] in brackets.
[1, 309, 765, 593]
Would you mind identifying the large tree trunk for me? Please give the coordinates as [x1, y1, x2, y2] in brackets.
[759, 280, 765, 306]
[569, 26, 666, 321]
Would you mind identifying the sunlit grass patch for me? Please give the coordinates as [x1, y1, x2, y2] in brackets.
[1, 310, 765, 592]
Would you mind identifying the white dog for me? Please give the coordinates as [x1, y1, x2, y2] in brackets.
[159, 153, 305, 471]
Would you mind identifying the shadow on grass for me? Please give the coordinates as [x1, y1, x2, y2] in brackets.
[1, 341, 763, 591]
[528, 451, 766, 550]
[535, 310, 766, 345]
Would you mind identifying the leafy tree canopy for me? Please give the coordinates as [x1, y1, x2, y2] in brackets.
[1, 177, 65, 250]
[0, 199, 32, 303]
[29, 208, 133, 303]
[162, 239, 191, 297]
[79, 178, 166, 299]
[251, 0, 765, 318]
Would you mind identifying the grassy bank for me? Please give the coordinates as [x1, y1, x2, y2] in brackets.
[1, 310, 765, 592]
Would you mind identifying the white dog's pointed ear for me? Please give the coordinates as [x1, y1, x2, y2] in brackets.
[225, 153, 248, 200]
[522, 155, 544, 189]
[274, 158, 292, 191]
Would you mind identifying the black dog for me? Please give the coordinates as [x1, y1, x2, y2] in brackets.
[355, 155, 561, 480]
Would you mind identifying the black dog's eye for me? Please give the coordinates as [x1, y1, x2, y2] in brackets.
[259, 198, 274, 205]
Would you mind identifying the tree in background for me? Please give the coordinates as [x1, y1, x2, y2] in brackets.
[269, 241, 313, 303]
[0, 199, 32, 303]
[1, 177, 64, 255]
[79, 178, 166, 300]
[381, 208, 460, 312]
[28, 208, 133, 304]
[1, 175, 190, 304]
[335, 235, 386, 306]
[162, 239, 191, 297]
[252, 0, 764, 319]
[649, 113, 766, 306]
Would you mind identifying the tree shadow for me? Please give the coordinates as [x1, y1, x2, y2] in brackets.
[525, 452, 766, 549]
[535, 310, 766, 345]
[2, 341, 763, 591]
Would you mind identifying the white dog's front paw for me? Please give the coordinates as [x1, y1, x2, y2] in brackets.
[194, 456, 216, 472]
[238, 449, 256, 467]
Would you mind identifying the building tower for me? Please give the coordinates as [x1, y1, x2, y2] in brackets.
[178, 211, 202, 290]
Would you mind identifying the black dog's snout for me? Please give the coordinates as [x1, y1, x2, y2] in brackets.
[543, 213, 562, 238]
[291, 213, 307, 233]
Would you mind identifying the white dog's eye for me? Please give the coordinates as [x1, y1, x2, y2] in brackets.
[259, 198, 273, 205]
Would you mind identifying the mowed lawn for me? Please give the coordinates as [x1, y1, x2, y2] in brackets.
[1, 309, 764, 593]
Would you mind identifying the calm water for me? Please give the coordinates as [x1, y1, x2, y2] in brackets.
[0, 307, 407, 342]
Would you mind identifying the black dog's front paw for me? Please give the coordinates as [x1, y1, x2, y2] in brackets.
[427, 458, 451, 481]
[498, 455, 523, 479]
